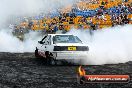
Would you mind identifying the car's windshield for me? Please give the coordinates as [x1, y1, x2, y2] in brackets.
[53, 35, 82, 44]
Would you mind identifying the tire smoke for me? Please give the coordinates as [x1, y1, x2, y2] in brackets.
[0, 29, 41, 52]
[0, 0, 132, 65]
[0, 0, 76, 52]
[0, 0, 76, 27]
[68, 25, 132, 65]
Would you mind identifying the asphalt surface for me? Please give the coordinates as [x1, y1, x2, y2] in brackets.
[0, 52, 131, 88]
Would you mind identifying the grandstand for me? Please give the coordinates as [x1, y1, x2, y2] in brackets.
[14, 0, 132, 34]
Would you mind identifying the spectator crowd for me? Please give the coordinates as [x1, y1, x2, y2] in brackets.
[11, 0, 132, 34]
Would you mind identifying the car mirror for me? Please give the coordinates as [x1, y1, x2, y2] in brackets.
[38, 41, 43, 44]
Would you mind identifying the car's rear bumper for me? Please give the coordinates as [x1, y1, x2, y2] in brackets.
[54, 51, 88, 60]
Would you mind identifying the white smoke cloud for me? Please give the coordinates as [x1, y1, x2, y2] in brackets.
[0, 0, 132, 65]
[0, 29, 41, 52]
[1, 24, 132, 65]
[0, 0, 76, 27]
[68, 25, 132, 65]
[0, 0, 76, 52]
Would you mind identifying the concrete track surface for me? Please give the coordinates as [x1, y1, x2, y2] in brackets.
[0, 53, 131, 88]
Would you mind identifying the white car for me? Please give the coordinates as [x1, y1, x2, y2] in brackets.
[35, 34, 89, 65]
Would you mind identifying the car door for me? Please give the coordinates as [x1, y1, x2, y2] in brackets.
[37, 35, 47, 50]
[41, 35, 54, 52]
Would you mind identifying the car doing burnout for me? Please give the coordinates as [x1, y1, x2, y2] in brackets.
[35, 34, 89, 64]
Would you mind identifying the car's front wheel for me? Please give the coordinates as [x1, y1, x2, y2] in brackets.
[35, 47, 39, 57]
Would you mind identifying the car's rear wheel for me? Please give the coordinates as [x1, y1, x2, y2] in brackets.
[45, 51, 56, 65]
[47, 57, 56, 65]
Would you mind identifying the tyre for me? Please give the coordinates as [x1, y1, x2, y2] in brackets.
[45, 51, 56, 65]
[35, 47, 39, 57]
[48, 57, 56, 65]
[56, 60, 63, 65]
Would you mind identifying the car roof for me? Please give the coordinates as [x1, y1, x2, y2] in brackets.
[47, 34, 73, 36]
